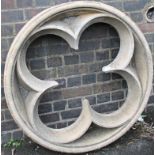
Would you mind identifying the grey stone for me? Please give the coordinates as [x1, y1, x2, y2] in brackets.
[97, 93, 110, 103]
[64, 55, 79, 65]
[38, 104, 52, 114]
[53, 100, 67, 111]
[61, 109, 81, 119]
[40, 113, 59, 123]
[112, 91, 124, 100]
[2, 121, 18, 131]
[82, 73, 96, 85]
[67, 76, 81, 87]
[68, 98, 82, 108]
[47, 57, 62, 67]
[1, 10, 24, 23]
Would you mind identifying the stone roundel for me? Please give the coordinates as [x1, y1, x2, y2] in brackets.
[4, 1, 153, 153]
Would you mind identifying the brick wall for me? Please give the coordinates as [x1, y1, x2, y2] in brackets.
[1, 0, 154, 144]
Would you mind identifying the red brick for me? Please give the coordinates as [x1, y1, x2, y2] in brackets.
[15, 23, 25, 34]
[25, 8, 45, 19]
[138, 23, 154, 33]
[1, 0, 15, 10]
[16, 0, 33, 8]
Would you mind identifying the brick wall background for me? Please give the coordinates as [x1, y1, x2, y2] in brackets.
[1, 0, 154, 144]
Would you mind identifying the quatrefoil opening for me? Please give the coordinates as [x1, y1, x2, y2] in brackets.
[4, 1, 153, 153]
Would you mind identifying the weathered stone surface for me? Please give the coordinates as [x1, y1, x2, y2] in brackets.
[3, 1, 153, 153]
[2, 122, 154, 155]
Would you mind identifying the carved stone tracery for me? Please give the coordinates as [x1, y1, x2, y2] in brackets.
[4, 1, 153, 153]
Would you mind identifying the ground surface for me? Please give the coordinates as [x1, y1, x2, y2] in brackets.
[2, 110, 154, 155]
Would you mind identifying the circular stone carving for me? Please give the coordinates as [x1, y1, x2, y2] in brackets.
[4, 1, 153, 153]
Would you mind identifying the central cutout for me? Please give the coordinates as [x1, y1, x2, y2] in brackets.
[26, 23, 128, 129]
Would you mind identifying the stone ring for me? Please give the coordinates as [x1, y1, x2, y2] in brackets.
[4, 1, 153, 153]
